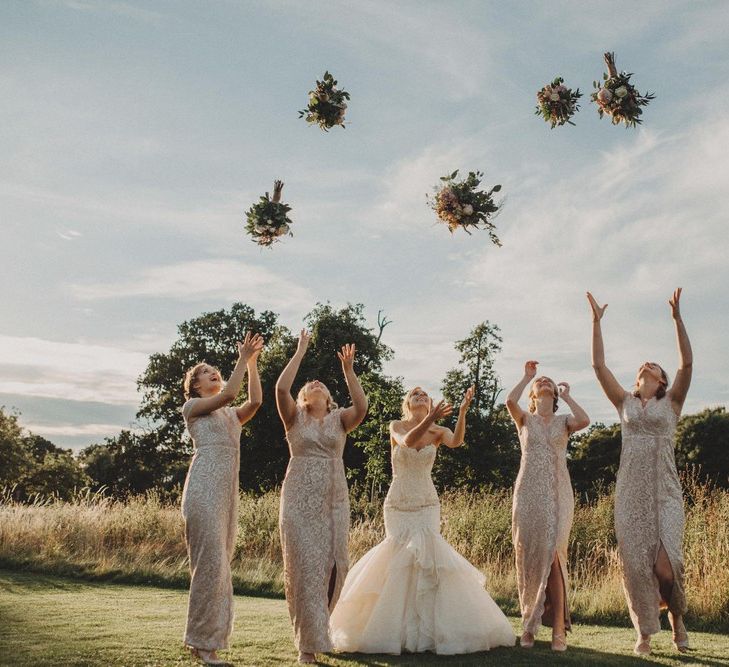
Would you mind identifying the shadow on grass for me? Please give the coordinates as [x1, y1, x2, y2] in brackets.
[331, 644, 728, 666]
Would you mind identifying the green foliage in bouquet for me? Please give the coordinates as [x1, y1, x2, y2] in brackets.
[244, 193, 293, 248]
[591, 52, 655, 128]
[535, 76, 582, 128]
[428, 170, 502, 246]
[299, 71, 350, 131]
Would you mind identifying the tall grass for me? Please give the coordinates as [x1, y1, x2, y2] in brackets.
[1, 478, 727, 630]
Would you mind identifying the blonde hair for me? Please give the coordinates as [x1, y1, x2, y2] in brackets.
[296, 381, 338, 412]
[183, 362, 213, 400]
[528, 377, 558, 413]
[401, 387, 432, 421]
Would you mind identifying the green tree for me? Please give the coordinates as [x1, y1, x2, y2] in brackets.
[0, 408, 35, 492]
[0, 407, 88, 500]
[436, 322, 520, 490]
[568, 422, 622, 499]
[675, 407, 729, 488]
[121, 302, 400, 495]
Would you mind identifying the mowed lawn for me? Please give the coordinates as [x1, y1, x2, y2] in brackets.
[1, 570, 728, 667]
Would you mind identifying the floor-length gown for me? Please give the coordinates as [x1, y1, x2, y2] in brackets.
[330, 442, 516, 655]
[512, 412, 573, 636]
[616, 392, 687, 636]
[279, 407, 350, 654]
[180, 400, 242, 651]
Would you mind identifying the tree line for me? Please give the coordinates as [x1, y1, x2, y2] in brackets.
[2, 303, 727, 501]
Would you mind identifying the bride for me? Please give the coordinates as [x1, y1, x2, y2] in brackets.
[330, 386, 516, 655]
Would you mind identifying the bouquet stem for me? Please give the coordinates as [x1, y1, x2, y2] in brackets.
[604, 52, 618, 78]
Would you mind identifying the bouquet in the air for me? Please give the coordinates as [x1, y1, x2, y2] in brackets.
[591, 52, 654, 128]
[428, 170, 502, 245]
[535, 76, 582, 128]
[244, 181, 292, 248]
[299, 71, 350, 131]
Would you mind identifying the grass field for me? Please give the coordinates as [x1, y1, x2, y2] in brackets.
[2, 570, 728, 667]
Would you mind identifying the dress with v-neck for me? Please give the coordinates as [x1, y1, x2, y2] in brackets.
[615, 391, 687, 635]
[512, 411, 573, 636]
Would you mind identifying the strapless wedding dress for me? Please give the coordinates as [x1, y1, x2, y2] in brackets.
[330, 443, 515, 654]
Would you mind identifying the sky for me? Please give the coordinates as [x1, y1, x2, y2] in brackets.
[2, 0, 729, 451]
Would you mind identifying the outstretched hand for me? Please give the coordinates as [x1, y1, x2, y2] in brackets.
[460, 385, 475, 412]
[587, 292, 608, 322]
[669, 287, 682, 320]
[337, 343, 356, 374]
[524, 360, 539, 379]
[428, 399, 453, 423]
[238, 332, 265, 362]
[296, 329, 311, 355]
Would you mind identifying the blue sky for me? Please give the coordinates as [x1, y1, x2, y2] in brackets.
[2, 0, 728, 450]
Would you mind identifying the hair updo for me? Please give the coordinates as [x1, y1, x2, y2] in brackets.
[296, 381, 338, 413]
[528, 377, 559, 414]
[183, 362, 210, 400]
[633, 364, 669, 401]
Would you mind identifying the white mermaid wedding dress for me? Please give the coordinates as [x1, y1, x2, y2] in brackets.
[330, 443, 516, 654]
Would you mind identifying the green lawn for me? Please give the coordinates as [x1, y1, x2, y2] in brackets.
[1, 570, 727, 666]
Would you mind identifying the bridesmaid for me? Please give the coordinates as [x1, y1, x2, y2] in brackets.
[181, 331, 264, 665]
[276, 330, 368, 664]
[588, 289, 692, 655]
[506, 362, 590, 651]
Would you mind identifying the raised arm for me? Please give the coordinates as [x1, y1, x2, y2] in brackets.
[186, 332, 261, 419]
[395, 400, 453, 449]
[271, 180, 284, 203]
[668, 288, 692, 413]
[506, 361, 538, 428]
[558, 382, 590, 434]
[337, 344, 368, 433]
[440, 386, 474, 448]
[235, 337, 265, 425]
[587, 292, 625, 409]
[275, 329, 310, 430]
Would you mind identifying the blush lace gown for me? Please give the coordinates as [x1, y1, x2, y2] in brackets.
[512, 412, 573, 636]
[180, 401, 242, 651]
[615, 393, 687, 636]
[330, 443, 516, 655]
[279, 407, 350, 654]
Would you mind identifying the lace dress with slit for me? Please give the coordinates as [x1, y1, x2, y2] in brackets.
[180, 400, 242, 651]
[279, 407, 350, 654]
[512, 412, 573, 636]
[616, 392, 687, 636]
[330, 442, 515, 655]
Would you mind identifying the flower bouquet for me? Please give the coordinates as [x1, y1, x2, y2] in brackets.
[535, 76, 582, 128]
[244, 181, 292, 248]
[299, 71, 350, 131]
[428, 170, 502, 245]
[591, 52, 654, 128]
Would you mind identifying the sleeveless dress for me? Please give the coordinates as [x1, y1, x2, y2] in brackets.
[330, 443, 516, 655]
[279, 407, 350, 654]
[180, 400, 242, 651]
[616, 392, 687, 636]
[512, 412, 573, 636]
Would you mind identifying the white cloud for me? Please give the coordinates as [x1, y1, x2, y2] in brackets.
[69, 259, 314, 314]
[0, 335, 147, 404]
[22, 421, 133, 438]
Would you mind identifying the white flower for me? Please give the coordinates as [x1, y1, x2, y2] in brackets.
[267, 218, 274, 225]
[463, 204, 474, 216]
[550, 92, 560, 102]
[615, 86, 628, 98]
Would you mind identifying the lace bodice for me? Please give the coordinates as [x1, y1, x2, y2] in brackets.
[384, 443, 439, 510]
[286, 407, 347, 459]
[183, 400, 242, 450]
[621, 392, 677, 439]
